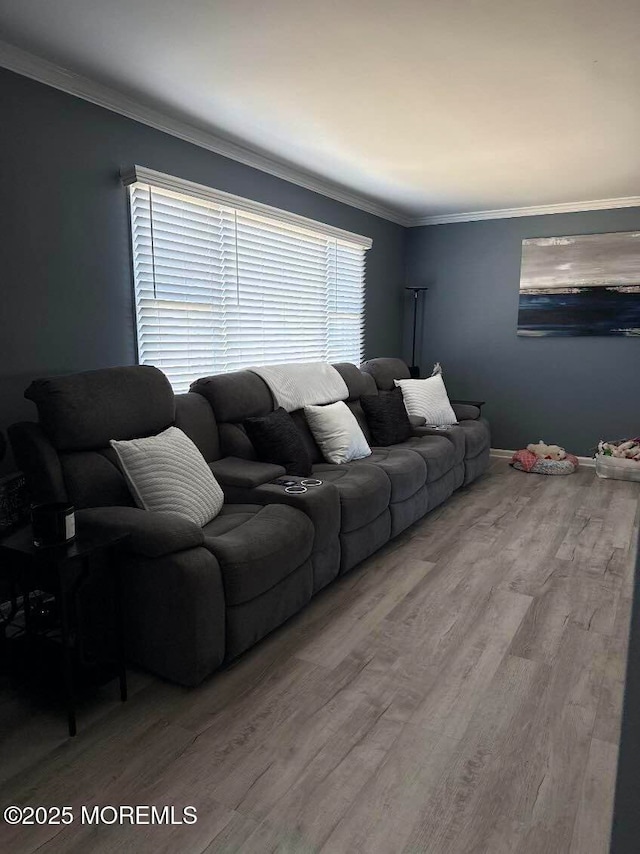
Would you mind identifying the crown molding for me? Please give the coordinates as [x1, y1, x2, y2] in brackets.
[0, 39, 411, 227]
[409, 196, 640, 226]
[2, 40, 638, 230]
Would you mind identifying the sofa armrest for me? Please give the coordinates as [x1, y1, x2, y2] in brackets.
[8, 421, 68, 503]
[408, 415, 426, 427]
[450, 400, 484, 420]
[209, 456, 285, 488]
[450, 402, 481, 421]
[222, 480, 340, 545]
[76, 506, 204, 558]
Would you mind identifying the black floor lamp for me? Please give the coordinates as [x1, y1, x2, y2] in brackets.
[405, 286, 428, 378]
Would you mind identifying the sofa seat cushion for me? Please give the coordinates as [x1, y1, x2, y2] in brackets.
[390, 435, 458, 483]
[354, 447, 427, 503]
[311, 462, 391, 533]
[412, 425, 466, 464]
[458, 417, 491, 459]
[202, 504, 313, 605]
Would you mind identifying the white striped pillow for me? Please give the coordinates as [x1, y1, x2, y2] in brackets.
[394, 375, 458, 426]
[110, 427, 224, 526]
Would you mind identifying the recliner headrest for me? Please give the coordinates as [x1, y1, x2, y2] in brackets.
[332, 363, 378, 400]
[25, 365, 175, 451]
[190, 370, 274, 423]
[360, 357, 411, 390]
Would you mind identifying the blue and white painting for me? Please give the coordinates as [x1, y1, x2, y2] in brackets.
[517, 231, 640, 337]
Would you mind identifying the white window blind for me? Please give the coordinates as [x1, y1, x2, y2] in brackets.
[125, 167, 371, 392]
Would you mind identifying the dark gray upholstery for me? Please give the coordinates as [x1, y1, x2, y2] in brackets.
[333, 362, 378, 400]
[8, 421, 67, 504]
[352, 448, 426, 503]
[191, 370, 273, 422]
[339, 509, 391, 572]
[225, 559, 313, 659]
[59, 448, 134, 509]
[452, 403, 481, 421]
[77, 506, 205, 557]
[202, 504, 314, 605]
[13, 357, 490, 686]
[391, 435, 458, 483]
[464, 446, 492, 485]
[120, 546, 225, 687]
[311, 462, 390, 533]
[218, 422, 258, 460]
[346, 400, 373, 442]
[360, 357, 410, 390]
[209, 457, 285, 488]
[389, 485, 429, 537]
[413, 425, 466, 464]
[175, 392, 221, 462]
[218, 480, 342, 593]
[289, 409, 324, 464]
[427, 468, 458, 512]
[362, 357, 490, 486]
[458, 418, 491, 459]
[25, 365, 174, 451]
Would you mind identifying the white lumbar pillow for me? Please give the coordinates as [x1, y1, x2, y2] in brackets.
[394, 374, 458, 426]
[304, 401, 371, 465]
[110, 426, 224, 527]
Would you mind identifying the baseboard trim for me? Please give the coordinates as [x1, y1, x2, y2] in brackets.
[490, 448, 595, 468]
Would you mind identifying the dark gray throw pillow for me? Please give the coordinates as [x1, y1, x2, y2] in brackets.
[360, 388, 413, 446]
[244, 407, 312, 476]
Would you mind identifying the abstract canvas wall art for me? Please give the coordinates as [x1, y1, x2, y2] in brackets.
[517, 231, 640, 336]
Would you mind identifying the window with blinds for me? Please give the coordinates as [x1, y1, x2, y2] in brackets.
[125, 168, 372, 392]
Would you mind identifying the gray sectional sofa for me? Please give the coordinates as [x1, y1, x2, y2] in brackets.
[9, 357, 490, 687]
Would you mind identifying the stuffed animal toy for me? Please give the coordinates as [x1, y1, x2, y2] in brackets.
[526, 440, 567, 461]
[598, 439, 640, 461]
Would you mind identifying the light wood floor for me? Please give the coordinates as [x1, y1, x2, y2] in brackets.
[0, 460, 638, 854]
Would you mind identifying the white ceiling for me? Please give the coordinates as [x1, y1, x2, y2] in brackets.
[1, 0, 639, 223]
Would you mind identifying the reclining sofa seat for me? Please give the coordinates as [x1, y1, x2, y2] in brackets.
[9, 365, 315, 686]
[190, 359, 478, 575]
[189, 368, 392, 582]
[360, 358, 491, 486]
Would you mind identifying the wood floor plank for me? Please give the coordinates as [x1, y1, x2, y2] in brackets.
[0, 462, 636, 854]
[295, 557, 435, 668]
[569, 737, 619, 854]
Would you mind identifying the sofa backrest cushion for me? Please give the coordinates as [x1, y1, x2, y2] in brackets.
[25, 365, 175, 452]
[174, 392, 221, 463]
[190, 371, 273, 423]
[333, 362, 378, 401]
[191, 364, 382, 464]
[59, 449, 135, 509]
[360, 357, 411, 391]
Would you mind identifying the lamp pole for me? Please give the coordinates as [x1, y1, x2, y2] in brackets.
[405, 287, 429, 378]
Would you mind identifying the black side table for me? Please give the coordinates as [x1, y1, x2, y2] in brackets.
[0, 527, 129, 736]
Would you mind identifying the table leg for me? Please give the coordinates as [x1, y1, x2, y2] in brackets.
[113, 555, 127, 703]
[58, 583, 76, 738]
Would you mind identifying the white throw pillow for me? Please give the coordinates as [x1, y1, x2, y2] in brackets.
[110, 426, 224, 526]
[394, 375, 458, 426]
[304, 401, 371, 464]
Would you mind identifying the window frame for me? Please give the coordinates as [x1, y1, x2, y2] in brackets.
[123, 166, 372, 391]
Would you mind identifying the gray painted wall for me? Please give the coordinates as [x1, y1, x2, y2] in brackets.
[406, 209, 640, 456]
[0, 68, 406, 471]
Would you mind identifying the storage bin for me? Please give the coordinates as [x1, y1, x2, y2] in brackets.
[595, 454, 640, 482]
